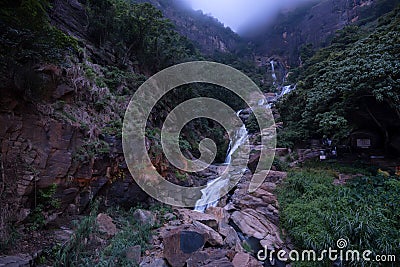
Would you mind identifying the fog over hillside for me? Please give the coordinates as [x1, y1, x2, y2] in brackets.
[186, 0, 315, 33]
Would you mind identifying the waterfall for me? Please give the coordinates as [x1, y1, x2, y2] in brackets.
[194, 110, 249, 212]
[270, 60, 277, 82]
[277, 84, 296, 99]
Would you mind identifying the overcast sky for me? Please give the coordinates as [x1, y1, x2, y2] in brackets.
[186, 0, 313, 33]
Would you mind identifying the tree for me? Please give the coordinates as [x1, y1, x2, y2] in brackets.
[277, 8, 400, 148]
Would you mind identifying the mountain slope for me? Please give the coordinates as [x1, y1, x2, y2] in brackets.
[137, 0, 245, 55]
[249, 0, 400, 66]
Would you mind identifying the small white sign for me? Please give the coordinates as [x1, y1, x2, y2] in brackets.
[357, 139, 371, 148]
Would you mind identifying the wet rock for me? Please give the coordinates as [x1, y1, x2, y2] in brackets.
[96, 213, 117, 237]
[180, 231, 205, 253]
[133, 209, 156, 226]
[247, 150, 261, 173]
[162, 223, 224, 267]
[192, 221, 224, 246]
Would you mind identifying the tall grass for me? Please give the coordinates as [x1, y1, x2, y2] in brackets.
[277, 168, 400, 266]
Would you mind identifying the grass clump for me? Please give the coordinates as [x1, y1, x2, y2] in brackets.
[277, 168, 400, 266]
[54, 204, 156, 266]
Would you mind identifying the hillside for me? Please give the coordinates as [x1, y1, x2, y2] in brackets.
[249, 0, 400, 66]
[135, 0, 246, 55]
[277, 7, 400, 152]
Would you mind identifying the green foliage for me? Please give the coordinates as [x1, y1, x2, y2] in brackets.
[55, 201, 99, 266]
[278, 168, 400, 266]
[55, 204, 154, 266]
[272, 157, 289, 172]
[0, 225, 19, 253]
[73, 140, 110, 164]
[245, 113, 259, 134]
[0, 0, 77, 63]
[299, 43, 314, 63]
[277, 8, 400, 146]
[242, 241, 253, 253]
[103, 120, 123, 137]
[1, 0, 50, 30]
[174, 170, 188, 182]
[149, 203, 174, 225]
[86, 0, 199, 71]
[28, 184, 60, 231]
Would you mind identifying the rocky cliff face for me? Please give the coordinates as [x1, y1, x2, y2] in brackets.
[0, 0, 242, 240]
[138, 0, 244, 55]
[250, 0, 400, 66]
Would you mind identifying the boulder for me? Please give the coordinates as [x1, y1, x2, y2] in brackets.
[162, 223, 224, 267]
[177, 209, 219, 230]
[186, 248, 233, 267]
[218, 223, 243, 252]
[96, 213, 117, 237]
[232, 252, 249, 267]
[232, 252, 262, 267]
[231, 210, 269, 240]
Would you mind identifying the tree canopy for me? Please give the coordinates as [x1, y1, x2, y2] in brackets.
[277, 8, 400, 148]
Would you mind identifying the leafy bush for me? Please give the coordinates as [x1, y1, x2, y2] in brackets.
[86, 0, 199, 71]
[28, 184, 60, 231]
[55, 204, 154, 266]
[277, 8, 400, 146]
[278, 169, 400, 266]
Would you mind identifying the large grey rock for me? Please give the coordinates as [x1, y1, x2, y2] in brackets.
[96, 213, 117, 237]
[162, 222, 224, 267]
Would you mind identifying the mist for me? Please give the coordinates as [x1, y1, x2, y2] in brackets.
[185, 0, 315, 35]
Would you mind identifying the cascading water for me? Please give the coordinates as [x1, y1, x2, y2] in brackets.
[194, 110, 249, 213]
[270, 60, 277, 83]
[277, 84, 296, 99]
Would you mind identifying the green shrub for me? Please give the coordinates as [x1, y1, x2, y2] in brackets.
[278, 168, 400, 266]
[28, 184, 60, 231]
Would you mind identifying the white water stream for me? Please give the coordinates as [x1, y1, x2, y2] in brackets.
[194, 110, 249, 212]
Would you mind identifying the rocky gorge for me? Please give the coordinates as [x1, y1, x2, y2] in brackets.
[1, 0, 399, 266]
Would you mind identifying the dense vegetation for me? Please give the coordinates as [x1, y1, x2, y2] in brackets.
[278, 165, 400, 266]
[86, 0, 200, 72]
[0, 0, 77, 98]
[277, 8, 400, 148]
